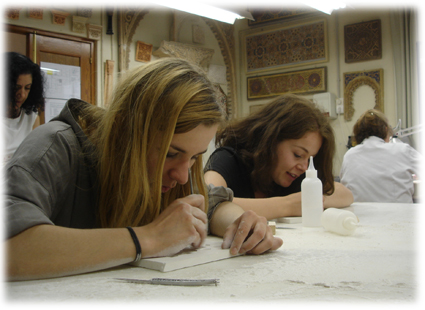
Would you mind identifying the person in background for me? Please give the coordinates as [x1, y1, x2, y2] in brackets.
[204, 94, 353, 220]
[3, 52, 45, 164]
[5, 58, 282, 281]
[340, 109, 422, 203]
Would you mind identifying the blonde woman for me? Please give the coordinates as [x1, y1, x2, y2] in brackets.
[5, 58, 282, 281]
[340, 109, 422, 202]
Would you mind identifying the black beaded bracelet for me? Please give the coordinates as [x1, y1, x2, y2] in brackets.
[126, 226, 142, 262]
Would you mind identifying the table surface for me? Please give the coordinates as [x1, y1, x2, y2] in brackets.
[5, 203, 422, 304]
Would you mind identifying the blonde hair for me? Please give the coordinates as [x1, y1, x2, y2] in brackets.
[353, 109, 392, 145]
[80, 58, 223, 228]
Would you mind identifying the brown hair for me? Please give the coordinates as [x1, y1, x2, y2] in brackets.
[215, 94, 335, 195]
[79, 58, 224, 228]
[353, 109, 392, 145]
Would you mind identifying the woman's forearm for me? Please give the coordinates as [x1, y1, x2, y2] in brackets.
[232, 193, 302, 220]
[323, 182, 354, 208]
[209, 201, 245, 236]
[6, 224, 135, 281]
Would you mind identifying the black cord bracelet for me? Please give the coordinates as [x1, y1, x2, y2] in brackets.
[126, 226, 142, 262]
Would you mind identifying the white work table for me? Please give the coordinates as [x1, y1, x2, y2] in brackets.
[5, 203, 421, 304]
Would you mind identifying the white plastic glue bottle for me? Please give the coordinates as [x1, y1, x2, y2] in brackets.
[321, 208, 359, 236]
[301, 156, 323, 227]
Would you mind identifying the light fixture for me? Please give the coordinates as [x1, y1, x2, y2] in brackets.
[151, 0, 253, 24]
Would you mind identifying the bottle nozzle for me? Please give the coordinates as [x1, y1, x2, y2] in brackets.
[308, 156, 315, 170]
[305, 156, 317, 178]
[342, 217, 358, 230]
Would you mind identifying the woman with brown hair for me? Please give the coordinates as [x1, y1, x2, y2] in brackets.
[5, 58, 282, 281]
[340, 109, 422, 202]
[204, 94, 353, 220]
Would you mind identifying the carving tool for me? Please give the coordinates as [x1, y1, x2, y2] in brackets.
[114, 277, 219, 286]
[189, 168, 194, 194]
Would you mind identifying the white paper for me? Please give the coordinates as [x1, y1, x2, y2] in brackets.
[41, 62, 81, 100]
[40, 62, 81, 122]
[44, 99, 67, 123]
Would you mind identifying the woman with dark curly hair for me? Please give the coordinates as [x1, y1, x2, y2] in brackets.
[3, 52, 45, 163]
[204, 94, 353, 220]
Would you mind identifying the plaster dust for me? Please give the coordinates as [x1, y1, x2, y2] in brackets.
[6, 203, 417, 303]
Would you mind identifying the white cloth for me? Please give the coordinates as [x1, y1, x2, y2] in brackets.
[340, 136, 422, 203]
[2, 111, 38, 164]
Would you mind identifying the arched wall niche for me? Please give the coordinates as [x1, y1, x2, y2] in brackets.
[116, 7, 237, 119]
[343, 69, 384, 121]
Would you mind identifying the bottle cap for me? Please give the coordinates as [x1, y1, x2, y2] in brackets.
[305, 156, 317, 178]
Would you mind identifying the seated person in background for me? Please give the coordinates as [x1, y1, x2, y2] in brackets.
[5, 58, 282, 281]
[2, 52, 45, 164]
[204, 94, 353, 220]
[339, 109, 422, 203]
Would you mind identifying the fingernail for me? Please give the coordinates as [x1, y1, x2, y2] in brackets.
[222, 239, 231, 249]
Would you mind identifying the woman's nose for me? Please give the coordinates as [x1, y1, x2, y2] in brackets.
[170, 162, 191, 185]
[297, 159, 309, 172]
[16, 88, 26, 99]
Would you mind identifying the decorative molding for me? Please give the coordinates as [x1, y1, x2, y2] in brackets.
[77, 7, 93, 18]
[6, 7, 22, 20]
[87, 24, 102, 40]
[192, 24, 205, 44]
[247, 67, 327, 99]
[248, 7, 318, 26]
[51, 10, 70, 26]
[243, 19, 327, 73]
[213, 84, 227, 116]
[343, 69, 384, 121]
[344, 19, 382, 63]
[203, 18, 236, 119]
[135, 41, 153, 62]
[29, 8, 44, 20]
[104, 60, 115, 107]
[153, 41, 214, 72]
[117, 7, 150, 72]
[72, 15, 88, 34]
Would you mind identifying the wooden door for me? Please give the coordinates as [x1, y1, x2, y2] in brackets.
[5, 25, 95, 124]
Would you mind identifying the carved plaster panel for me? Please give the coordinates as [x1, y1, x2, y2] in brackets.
[51, 10, 70, 26]
[87, 24, 102, 40]
[153, 41, 214, 72]
[72, 15, 88, 34]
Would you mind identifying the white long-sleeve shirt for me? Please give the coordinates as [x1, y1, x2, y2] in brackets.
[340, 136, 422, 203]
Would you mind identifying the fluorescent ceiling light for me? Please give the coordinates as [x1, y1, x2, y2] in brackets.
[152, 0, 252, 24]
[40, 67, 60, 73]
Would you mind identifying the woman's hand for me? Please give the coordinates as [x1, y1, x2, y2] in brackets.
[222, 210, 283, 255]
[136, 194, 208, 258]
